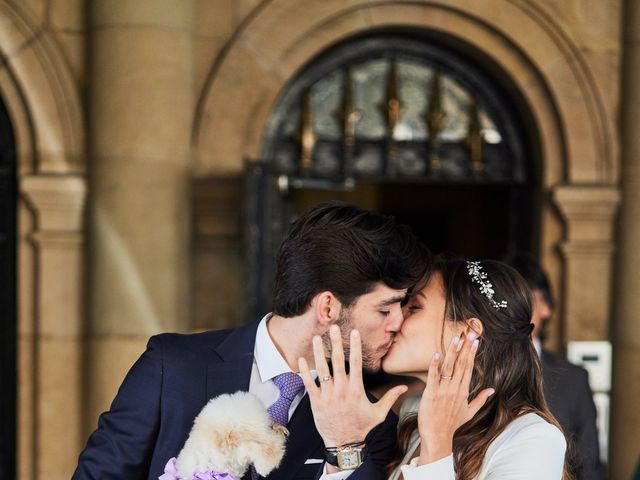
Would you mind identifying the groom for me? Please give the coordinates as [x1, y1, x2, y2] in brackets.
[73, 202, 431, 480]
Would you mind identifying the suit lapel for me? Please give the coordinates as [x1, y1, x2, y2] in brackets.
[206, 321, 259, 404]
[205, 320, 323, 480]
[266, 395, 324, 480]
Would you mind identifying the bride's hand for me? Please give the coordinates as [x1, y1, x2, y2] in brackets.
[417, 328, 495, 465]
[298, 325, 407, 448]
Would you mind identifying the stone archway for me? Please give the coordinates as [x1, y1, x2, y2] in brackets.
[188, 0, 623, 471]
[0, 2, 84, 173]
[193, 0, 616, 181]
[193, 0, 619, 342]
[0, 2, 86, 478]
[192, 0, 621, 467]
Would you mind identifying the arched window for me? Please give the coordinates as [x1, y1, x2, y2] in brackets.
[261, 33, 530, 184]
[246, 32, 538, 320]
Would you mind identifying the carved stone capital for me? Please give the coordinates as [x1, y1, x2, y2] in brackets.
[553, 185, 620, 245]
[20, 175, 87, 234]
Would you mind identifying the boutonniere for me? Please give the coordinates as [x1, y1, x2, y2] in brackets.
[160, 391, 288, 480]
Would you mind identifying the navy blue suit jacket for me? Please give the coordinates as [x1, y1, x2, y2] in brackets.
[73, 321, 398, 479]
[541, 350, 604, 480]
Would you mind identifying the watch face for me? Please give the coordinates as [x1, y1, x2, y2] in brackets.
[337, 450, 362, 470]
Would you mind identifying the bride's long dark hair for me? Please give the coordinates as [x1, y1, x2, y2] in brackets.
[387, 258, 572, 479]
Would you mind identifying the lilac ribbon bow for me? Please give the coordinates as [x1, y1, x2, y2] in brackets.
[159, 458, 236, 480]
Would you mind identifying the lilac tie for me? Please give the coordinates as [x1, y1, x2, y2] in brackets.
[251, 372, 305, 480]
[267, 372, 305, 426]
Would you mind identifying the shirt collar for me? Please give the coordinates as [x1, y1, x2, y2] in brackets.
[254, 313, 294, 383]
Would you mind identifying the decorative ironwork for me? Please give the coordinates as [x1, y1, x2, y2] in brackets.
[383, 60, 402, 140]
[466, 98, 484, 172]
[336, 67, 359, 178]
[426, 71, 446, 170]
[298, 91, 316, 174]
[248, 33, 535, 322]
[338, 67, 360, 147]
[261, 34, 530, 185]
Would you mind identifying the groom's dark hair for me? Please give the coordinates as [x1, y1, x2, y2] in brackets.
[272, 201, 432, 317]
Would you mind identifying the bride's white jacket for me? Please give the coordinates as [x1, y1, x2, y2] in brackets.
[391, 399, 566, 480]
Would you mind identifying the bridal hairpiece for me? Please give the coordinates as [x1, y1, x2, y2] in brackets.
[466, 261, 508, 310]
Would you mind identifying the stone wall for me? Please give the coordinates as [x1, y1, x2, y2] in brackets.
[1, 0, 636, 478]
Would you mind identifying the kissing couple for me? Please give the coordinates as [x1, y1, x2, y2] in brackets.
[73, 202, 569, 480]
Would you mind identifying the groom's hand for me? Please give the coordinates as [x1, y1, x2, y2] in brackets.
[298, 325, 407, 448]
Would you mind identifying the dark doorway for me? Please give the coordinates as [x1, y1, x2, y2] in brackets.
[0, 95, 17, 479]
[293, 182, 534, 259]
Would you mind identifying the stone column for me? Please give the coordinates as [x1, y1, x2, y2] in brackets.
[611, 0, 640, 477]
[21, 175, 86, 480]
[87, 1, 193, 430]
[553, 186, 620, 340]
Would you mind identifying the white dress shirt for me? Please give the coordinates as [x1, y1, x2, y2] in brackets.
[249, 314, 307, 416]
[250, 315, 353, 480]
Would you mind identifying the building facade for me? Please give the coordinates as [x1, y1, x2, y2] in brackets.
[0, 0, 638, 478]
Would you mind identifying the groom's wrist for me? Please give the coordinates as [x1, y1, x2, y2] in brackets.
[323, 438, 365, 449]
[324, 441, 367, 470]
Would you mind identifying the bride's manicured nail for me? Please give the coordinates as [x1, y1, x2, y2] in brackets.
[453, 336, 460, 346]
[468, 331, 478, 341]
[434, 352, 441, 361]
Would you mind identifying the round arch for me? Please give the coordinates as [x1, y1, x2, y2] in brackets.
[0, 2, 87, 476]
[0, 1, 84, 173]
[193, 0, 615, 186]
[192, 0, 621, 352]
[193, 1, 621, 467]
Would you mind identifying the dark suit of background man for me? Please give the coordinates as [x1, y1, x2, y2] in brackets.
[73, 202, 432, 480]
[508, 255, 604, 480]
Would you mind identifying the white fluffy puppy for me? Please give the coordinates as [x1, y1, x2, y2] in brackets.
[175, 391, 288, 479]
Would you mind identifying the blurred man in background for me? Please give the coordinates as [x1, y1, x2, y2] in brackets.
[508, 254, 604, 480]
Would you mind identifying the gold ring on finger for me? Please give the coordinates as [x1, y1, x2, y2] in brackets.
[320, 376, 332, 382]
[440, 375, 454, 380]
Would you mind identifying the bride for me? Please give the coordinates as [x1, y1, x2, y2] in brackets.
[299, 258, 571, 479]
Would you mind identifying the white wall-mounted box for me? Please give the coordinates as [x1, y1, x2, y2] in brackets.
[567, 341, 612, 392]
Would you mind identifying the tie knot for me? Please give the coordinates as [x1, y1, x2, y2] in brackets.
[273, 372, 305, 401]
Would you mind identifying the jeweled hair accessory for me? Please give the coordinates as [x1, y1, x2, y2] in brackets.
[466, 261, 508, 310]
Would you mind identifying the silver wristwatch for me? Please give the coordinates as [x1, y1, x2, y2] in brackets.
[324, 443, 367, 470]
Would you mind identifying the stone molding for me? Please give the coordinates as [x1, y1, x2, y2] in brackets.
[2, 2, 87, 475]
[21, 175, 87, 233]
[0, 1, 85, 173]
[19, 174, 87, 478]
[554, 185, 621, 244]
[192, 0, 617, 185]
[553, 184, 621, 341]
